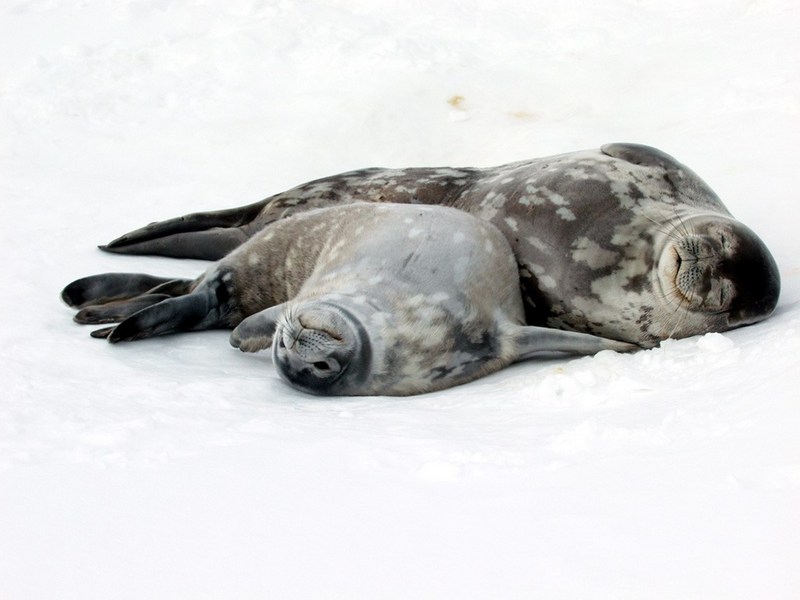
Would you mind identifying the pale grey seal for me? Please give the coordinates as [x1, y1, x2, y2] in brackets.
[62, 203, 633, 396]
[97, 143, 780, 347]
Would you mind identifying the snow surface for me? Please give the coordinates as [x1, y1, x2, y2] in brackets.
[2, 0, 799, 598]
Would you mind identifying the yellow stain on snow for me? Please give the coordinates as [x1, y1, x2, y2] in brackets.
[447, 95, 465, 108]
[508, 110, 539, 120]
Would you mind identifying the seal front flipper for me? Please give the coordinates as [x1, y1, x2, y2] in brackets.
[230, 305, 285, 353]
[105, 287, 225, 343]
[100, 200, 267, 260]
[600, 142, 720, 198]
[511, 326, 637, 362]
[600, 143, 683, 171]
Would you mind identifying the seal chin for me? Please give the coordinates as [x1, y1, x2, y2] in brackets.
[657, 215, 780, 327]
[272, 302, 372, 395]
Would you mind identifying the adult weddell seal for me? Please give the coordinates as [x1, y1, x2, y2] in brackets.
[62, 204, 634, 396]
[98, 143, 780, 347]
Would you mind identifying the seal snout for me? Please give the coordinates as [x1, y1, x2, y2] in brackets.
[671, 236, 718, 308]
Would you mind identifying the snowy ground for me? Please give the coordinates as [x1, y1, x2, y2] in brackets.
[2, 0, 799, 598]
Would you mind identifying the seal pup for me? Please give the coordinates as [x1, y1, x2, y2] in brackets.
[62, 203, 634, 396]
[97, 143, 780, 347]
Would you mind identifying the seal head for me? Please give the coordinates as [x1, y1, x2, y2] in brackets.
[657, 214, 780, 337]
[272, 301, 372, 395]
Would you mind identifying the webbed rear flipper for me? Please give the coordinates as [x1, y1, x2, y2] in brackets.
[75, 294, 172, 324]
[62, 272, 196, 329]
[513, 326, 637, 361]
[61, 273, 192, 309]
[104, 288, 224, 343]
[100, 200, 268, 260]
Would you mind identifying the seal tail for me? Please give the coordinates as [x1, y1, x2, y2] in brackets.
[100, 199, 269, 260]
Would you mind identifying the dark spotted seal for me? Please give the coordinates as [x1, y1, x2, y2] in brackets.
[98, 143, 780, 347]
[62, 203, 633, 396]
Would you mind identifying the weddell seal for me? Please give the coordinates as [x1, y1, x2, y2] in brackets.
[97, 143, 780, 347]
[62, 203, 634, 396]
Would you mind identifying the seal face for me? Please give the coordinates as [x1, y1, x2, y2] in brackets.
[96, 143, 780, 347]
[63, 203, 634, 396]
[656, 216, 780, 333]
[272, 302, 372, 395]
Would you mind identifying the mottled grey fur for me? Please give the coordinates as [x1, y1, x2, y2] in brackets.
[63, 204, 634, 396]
[101, 143, 780, 347]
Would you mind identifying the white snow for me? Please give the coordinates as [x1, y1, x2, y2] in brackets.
[2, 0, 799, 598]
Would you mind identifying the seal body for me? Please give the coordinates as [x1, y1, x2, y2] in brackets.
[62, 203, 633, 396]
[101, 144, 780, 347]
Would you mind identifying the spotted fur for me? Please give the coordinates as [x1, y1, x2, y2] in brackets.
[100, 143, 780, 347]
[64, 203, 634, 396]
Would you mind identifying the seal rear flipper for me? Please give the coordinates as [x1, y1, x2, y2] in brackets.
[230, 304, 285, 353]
[61, 273, 190, 309]
[100, 228, 249, 260]
[511, 326, 637, 362]
[101, 200, 268, 260]
[90, 326, 115, 340]
[74, 294, 172, 324]
[105, 290, 221, 343]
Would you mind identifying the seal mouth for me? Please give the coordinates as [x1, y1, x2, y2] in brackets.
[660, 237, 731, 314]
[671, 242, 700, 308]
[659, 242, 689, 305]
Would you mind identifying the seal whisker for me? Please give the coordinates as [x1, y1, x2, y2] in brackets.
[642, 213, 682, 242]
[672, 209, 695, 238]
[667, 297, 689, 339]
